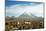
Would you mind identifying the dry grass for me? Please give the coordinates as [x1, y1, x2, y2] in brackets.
[5, 21, 44, 31]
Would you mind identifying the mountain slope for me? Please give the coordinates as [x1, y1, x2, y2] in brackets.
[18, 12, 38, 21]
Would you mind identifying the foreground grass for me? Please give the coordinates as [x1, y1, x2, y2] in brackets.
[5, 20, 44, 31]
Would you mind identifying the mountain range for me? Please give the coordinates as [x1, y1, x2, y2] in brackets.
[6, 12, 43, 21]
[17, 12, 39, 21]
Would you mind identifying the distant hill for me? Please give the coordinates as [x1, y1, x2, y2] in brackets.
[5, 12, 44, 21]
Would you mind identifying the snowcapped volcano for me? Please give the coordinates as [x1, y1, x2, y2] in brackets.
[18, 12, 37, 19]
[19, 12, 31, 17]
[17, 12, 44, 21]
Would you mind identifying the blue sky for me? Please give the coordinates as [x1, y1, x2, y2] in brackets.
[6, 0, 43, 2]
[5, 1, 32, 7]
[5, 1, 42, 7]
[6, 1, 43, 17]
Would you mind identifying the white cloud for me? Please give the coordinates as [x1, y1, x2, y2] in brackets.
[31, 4, 43, 13]
[30, 4, 43, 17]
[6, 4, 43, 17]
[6, 6, 26, 17]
